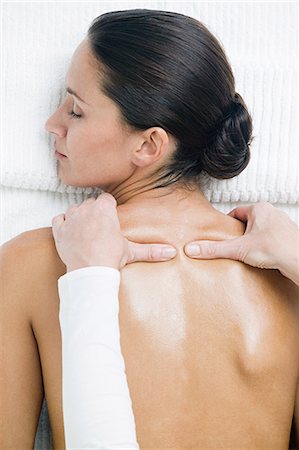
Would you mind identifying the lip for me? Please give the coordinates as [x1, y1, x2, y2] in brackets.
[55, 150, 67, 159]
[54, 144, 67, 158]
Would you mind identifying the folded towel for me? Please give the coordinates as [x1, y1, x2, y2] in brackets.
[2, 1, 298, 204]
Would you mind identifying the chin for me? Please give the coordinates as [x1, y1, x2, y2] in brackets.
[57, 165, 116, 190]
[58, 173, 86, 188]
[59, 174, 105, 189]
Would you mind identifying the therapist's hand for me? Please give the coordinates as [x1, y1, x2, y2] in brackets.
[52, 193, 176, 272]
[184, 202, 299, 286]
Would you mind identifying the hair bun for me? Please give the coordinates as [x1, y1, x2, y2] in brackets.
[199, 92, 254, 179]
[88, 10, 255, 186]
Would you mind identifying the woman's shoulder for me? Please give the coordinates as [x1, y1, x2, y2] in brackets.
[2, 226, 54, 249]
[0, 226, 66, 283]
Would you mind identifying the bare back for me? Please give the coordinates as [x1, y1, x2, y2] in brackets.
[116, 200, 299, 449]
[4, 193, 298, 449]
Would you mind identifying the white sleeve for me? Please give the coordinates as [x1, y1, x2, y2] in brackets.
[58, 265, 140, 450]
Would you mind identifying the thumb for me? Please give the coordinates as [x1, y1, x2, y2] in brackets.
[184, 237, 247, 262]
[127, 241, 177, 264]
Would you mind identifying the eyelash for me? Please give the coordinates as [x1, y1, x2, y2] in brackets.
[67, 110, 82, 119]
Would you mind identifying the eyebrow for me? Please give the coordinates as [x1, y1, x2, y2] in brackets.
[65, 87, 89, 105]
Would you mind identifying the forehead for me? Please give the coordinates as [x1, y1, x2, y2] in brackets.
[64, 38, 127, 126]
[65, 38, 98, 90]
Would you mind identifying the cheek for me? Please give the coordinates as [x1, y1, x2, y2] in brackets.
[79, 121, 128, 160]
[67, 124, 129, 171]
[62, 114, 134, 184]
[68, 116, 117, 149]
[67, 123, 90, 145]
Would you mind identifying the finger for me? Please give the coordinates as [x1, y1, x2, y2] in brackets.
[51, 214, 65, 238]
[184, 238, 245, 261]
[52, 214, 65, 227]
[95, 193, 120, 229]
[227, 205, 254, 222]
[96, 192, 117, 208]
[127, 242, 177, 263]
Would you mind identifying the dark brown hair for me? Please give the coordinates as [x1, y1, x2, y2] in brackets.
[87, 9, 254, 187]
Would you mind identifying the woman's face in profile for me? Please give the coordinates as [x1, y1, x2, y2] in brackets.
[44, 38, 138, 190]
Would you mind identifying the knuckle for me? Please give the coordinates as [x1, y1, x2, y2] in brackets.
[52, 213, 63, 221]
[147, 245, 153, 260]
[236, 245, 247, 262]
[258, 201, 272, 212]
[127, 246, 134, 263]
[148, 245, 157, 261]
[81, 199, 95, 209]
[206, 242, 217, 256]
[236, 238, 254, 263]
[66, 204, 79, 214]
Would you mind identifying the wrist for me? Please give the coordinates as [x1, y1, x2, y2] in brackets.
[67, 262, 120, 273]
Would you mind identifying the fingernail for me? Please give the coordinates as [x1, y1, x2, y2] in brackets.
[162, 247, 176, 259]
[185, 243, 201, 255]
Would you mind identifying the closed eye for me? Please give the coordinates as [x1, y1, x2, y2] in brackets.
[68, 110, 82, 119]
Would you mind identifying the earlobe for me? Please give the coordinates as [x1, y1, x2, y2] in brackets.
[132, 128, 169, 168]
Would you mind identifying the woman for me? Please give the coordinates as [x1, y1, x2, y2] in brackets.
[2, 9, 298, 448]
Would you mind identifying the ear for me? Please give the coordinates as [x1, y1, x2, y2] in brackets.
[131, 127, 170, 168]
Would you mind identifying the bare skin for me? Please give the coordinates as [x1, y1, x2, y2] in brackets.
[3, 35, 298, 449]
[1, 186, 298, 449]
[185, 202, 299, 287]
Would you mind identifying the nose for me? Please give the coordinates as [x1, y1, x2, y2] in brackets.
[44, 115, 52, 132]
[44, 105, 66, 137]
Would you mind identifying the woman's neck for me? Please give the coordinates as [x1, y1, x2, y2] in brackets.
[107, 174, 245, 248]
[119, 184, 212, 211]
[111, 180, 219, 237]
[107, 172, 213, 213]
